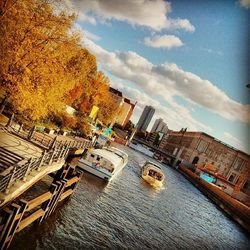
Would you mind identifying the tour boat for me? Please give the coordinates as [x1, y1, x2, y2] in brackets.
[77, 147, 128, 181]
[141, 161, 165, 188]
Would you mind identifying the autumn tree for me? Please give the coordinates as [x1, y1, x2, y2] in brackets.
[0, 0, 96, 120]
[74, 71, 121, 125]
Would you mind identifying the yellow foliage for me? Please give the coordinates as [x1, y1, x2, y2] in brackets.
[0, 0, 96, 120]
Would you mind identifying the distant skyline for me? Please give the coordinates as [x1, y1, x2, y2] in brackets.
[137, 105, 155, 131]
[71, 0, 250, 153]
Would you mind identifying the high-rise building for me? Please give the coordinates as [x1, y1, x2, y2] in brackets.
[137, 106, 155, 131]
[151, 118, 168, 134]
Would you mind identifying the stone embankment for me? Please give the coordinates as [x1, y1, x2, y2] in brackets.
[178, 165, 250, 233]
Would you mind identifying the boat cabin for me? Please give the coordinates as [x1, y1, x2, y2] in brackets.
[148, 169, 163, 181]
[84, 147, 128, 174]
[85, 152, 115, 173]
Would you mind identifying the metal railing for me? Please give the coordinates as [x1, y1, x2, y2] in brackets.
[5, 123, 92, 151]
[0, 121, 93, 193]
[0, 145, 69, 193]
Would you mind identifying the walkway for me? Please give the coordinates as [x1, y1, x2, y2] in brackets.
[0, 129, 42, 159]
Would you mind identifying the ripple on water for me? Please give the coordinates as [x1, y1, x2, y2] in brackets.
[10, 145, 250, 250]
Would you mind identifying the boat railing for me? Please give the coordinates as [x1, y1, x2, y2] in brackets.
[92, 162, 113, 174]
[103, 147, 128, 163]
[80, 159, 113, 175]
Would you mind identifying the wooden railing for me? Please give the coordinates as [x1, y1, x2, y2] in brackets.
[0, 145, 69, 193]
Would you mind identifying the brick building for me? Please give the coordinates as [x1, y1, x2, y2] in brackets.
[160, 130, 250, 203]
[109, 87, 136, 128]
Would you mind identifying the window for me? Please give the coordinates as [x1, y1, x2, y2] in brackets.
[243, 180, 250, 191]
[197, 140, 208, 153]
[233, 158, 243, 171]
[228, 174, 236, 183]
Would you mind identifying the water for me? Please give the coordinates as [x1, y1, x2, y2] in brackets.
[10, 145, 250, 249]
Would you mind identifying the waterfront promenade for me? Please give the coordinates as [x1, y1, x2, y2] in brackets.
[0, 128, 43, 159]
[0, 125, 92, 249]
[0, 125, 91, 206]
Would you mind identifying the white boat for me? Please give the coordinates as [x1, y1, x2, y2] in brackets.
[77, 147, 128, 181]
[141, 161, 165, 188]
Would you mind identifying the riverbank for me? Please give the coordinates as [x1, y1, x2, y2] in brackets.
[9, 146, 250, 249]
[178, 165, 250, 233]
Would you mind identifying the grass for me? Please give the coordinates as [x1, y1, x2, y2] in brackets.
[35, 122, 58, 130]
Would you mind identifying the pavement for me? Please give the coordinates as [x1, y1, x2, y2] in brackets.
[0, 129, 43, 159]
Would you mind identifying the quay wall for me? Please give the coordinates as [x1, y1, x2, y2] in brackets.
[178, 165, 250, 233]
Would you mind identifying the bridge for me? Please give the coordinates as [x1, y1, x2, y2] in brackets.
[132, 137, 178, 163]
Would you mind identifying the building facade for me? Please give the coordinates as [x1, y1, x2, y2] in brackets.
[151, 118, 168, 134]
[115, 98, 136, 128]
[137, 106, 155, 131]
[147, 131, 166, 146]
[162, 130, 250, 203]
[109, 87, 136, 128]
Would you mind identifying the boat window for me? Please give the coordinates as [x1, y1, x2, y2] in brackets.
[97, 156, 101, 161]
[90, 154, 95, 158]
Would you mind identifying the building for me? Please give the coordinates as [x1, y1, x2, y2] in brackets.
[151, 118, 168, 134]
[147, 131, 165, 146]
[109, 87, 136, 128]
[162, 130, 250, 204]
[115, 98, 136, 128]
[109, 87, 123, 108]
[137, 106, 155, 131]
[159, 133, 170, 150]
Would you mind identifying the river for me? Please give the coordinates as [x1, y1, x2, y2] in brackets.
[10, 144, 250, 249]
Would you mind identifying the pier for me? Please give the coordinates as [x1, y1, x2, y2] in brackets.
[0, 124, 92, 249]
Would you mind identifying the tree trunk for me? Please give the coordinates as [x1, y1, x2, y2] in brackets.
[0, 95, 7, 114]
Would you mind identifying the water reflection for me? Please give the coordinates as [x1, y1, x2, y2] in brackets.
[10, 145, 250, 250]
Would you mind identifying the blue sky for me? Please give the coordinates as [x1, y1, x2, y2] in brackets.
[71, 0, 250, 154]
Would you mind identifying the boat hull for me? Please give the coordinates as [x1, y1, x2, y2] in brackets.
[141, 162, 165, 188]
[77, 160, 113, 181]
[142, 173, 163, 188]
[77, 159, 127, 182]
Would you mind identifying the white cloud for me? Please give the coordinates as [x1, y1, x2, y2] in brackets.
[78, 12, 97, 25]
[82, 30, 101, 41]
[144, 35, 183, 49]
[239, 0, 250, 9]
[82, 35, 250, 126]
[74, 24, 101, 41]
[110, 80, 125, 90]
[201, 48, 223, 56]
[121, 86, 212, 132]
[72, 0, 195, 32]
[223, 132, 246, 152]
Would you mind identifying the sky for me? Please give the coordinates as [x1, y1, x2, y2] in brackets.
[69, 0, 250, 154]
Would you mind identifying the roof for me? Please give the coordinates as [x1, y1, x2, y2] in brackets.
[123, 98, 130, 104]
[109, 87, 122, 97]
[144, 162, 164, 174]
[170, 130, 250, 157]
[145, 161, 162, 170]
